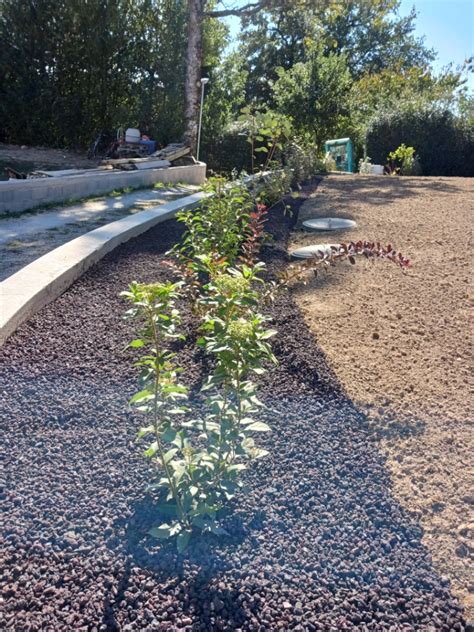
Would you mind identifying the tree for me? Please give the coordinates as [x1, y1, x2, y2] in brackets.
[237, 0, 434, 106]
[183, 1, 321, 152]
[273, 45, 352, 146]
[0, 0, 190, 147]
[347, 64, 465, 147]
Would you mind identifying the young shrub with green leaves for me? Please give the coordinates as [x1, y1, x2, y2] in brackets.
[238, 107, 293, 174]
[121, 281, 198, 550]
[285, 137, 326, 183]
[122, 265, 277, 550]
[195, 264, 277, 506]
[387, 143, 419, 175]
[175, 176, 254, 269]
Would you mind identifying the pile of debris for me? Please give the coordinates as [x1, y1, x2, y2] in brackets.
[101, 144, 195, 171]
[3, 144, 196, 180]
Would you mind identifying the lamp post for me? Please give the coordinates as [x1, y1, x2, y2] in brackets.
[196, 77, 209, 162]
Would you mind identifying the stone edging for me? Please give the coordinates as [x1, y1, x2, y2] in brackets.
[0, 191, 207, 345]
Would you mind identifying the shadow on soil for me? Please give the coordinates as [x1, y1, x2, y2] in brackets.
[320, 174, 471, 208]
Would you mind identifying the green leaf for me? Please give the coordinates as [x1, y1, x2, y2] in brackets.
[161, 427, 177, 443]
[164, 448, 178, 463]
[177, 529, 191, 553]
[128, 339, 145, 348]
[260, 329, 277, 339]
[228, 463, 247, 472]
[240, 417, 256, 425]
[144, 442, 159, 458]
[246, 422, 271, 432]
[208, 522, 229, 536]
[130, 389, 154, 405]
[156, 504, 178, 516]
[137, 425, 154, 439]
[148, 524, 173, 539]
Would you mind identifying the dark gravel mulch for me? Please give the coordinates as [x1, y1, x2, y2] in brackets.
[0, 180, 468, 630]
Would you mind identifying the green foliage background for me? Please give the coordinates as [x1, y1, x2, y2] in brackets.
[367, 107, 474, 176]
[0, 0, 225, 148]
[0, 0, 472, 175]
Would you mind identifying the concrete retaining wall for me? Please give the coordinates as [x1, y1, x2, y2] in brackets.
[0, 190, 208, 346]
[0, 163, 206, 215]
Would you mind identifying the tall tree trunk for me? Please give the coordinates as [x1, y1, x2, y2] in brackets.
[184, 0, 204, 154]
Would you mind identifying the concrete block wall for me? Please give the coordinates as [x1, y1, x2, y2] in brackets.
[0, 163, 206, 215]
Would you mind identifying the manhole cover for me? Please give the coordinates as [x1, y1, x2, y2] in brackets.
[302, 217, 357, 231]
[290, 244, 338, 259]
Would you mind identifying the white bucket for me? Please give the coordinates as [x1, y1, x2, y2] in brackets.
[125, 128, 140, 143]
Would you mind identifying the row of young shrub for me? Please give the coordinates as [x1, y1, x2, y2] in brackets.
[366, 107, 474, 177]
[122, 170, 411, 550]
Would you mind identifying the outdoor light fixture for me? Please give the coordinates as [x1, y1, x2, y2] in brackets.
[197, 77, 210, 162]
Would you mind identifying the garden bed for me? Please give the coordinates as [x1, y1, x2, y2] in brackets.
[0, 180, 468, 630]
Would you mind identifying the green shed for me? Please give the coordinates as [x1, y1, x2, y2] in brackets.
[324, 138, 354, 173]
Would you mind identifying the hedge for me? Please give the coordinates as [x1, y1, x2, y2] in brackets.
[366, 108, 474, 177]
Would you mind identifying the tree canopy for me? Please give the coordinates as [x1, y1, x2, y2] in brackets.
[0, 0, 470, 170]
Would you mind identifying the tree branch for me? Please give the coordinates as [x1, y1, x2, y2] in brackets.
[205, 1, 273, 18]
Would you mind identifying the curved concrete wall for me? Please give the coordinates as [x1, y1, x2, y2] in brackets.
[0, 190, 207, 345]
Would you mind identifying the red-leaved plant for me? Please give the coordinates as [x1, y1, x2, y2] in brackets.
[239, 202, 269, 266]
[280, 241, 411, 286]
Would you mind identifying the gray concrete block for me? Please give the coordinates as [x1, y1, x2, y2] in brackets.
[0, 163, 207, 215]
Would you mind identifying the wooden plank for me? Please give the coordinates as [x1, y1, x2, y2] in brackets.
[31, 167, 112, 178]
[134, 160, 171, 170]
[152, 144, 190, 161]
[102, 156, 157, 166]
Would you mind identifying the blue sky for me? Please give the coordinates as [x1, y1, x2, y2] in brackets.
[224, 0, 473, 90]
[399, 0, 473, 88]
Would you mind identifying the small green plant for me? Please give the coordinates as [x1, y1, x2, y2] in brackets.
[122, 265, 277, 550]
[387, 144, 419, 175]
[176, 176, 254, 269]
[238, 107, 293, 174]
[285, 137, 326, 183]
[250, 167, 294, 209]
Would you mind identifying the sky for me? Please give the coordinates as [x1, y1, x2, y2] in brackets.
[399, 0, 473, 89]
[224, 0, 473, 90]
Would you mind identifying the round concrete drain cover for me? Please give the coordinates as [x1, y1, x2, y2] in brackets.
[290, 244, 338, 259]
[302, 217, 356, 231]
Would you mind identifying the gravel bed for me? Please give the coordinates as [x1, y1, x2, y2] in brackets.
[0, 181, 468, 630]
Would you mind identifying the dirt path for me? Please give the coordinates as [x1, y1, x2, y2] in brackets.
[289, 174, 474, 619]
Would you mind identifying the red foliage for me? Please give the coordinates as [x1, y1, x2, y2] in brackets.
[281, 240, 411, 287]
[239, 203, 269, 266]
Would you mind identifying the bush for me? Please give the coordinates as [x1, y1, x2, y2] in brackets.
[284, 139, 326, 183]
[203, 127, 253, 174]
[366, 107, 474, 177]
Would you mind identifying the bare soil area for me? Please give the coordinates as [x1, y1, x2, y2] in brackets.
[290, 174, 474, 619]
[0, 142, 96, 168]
[0, 143, 98, 180]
